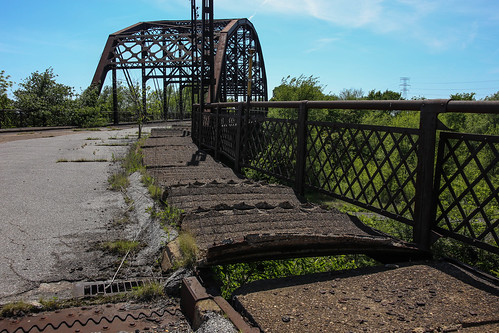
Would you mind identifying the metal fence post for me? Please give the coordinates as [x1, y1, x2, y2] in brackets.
[234, 102, 244, 173]
[192, 104, 199, 144]
[214, 104, 220, 160]
[295, 101, 309, 196]
[413, 99, 448, 250]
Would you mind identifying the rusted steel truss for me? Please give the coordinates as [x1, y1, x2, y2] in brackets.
[92, 19, 267, 117]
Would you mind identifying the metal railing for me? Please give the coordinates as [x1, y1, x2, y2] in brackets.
[192, 100, 499, 254]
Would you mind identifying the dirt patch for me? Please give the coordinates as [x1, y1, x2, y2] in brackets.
[233, 261, 499, 332]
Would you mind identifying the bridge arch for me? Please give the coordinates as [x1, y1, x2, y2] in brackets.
[92, 18, 267, 119]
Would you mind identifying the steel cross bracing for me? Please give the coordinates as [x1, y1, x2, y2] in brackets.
[92, 19, 267, 114]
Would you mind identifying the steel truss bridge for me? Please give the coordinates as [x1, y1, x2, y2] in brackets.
[92, 18, 267, 123]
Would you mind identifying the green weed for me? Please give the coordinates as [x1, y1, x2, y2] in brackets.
[146, 204, 183, 229]
[173, 232, 198, 269]
[213, 255, 376, 299]
[0, 301, 35, 318]
[108, 172, 129, 191]
[131, 282, 164, 301]
[100, 240, 142, 255]
[39, 297, 59, 311]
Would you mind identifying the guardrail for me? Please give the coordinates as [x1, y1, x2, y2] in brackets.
[192, 100, 499, 254]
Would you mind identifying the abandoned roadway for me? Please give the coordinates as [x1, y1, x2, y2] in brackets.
[0, 126, 148, 302]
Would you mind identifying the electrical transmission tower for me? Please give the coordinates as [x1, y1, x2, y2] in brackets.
[400, 77, 410, 99]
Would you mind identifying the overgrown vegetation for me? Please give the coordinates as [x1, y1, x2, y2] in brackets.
[213, 255, 377, 299]
[107, 138, 145, 191]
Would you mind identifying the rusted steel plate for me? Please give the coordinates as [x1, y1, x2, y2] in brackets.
[0, 302, 188, 333]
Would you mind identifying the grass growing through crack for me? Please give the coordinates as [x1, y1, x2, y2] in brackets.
[173, 232, 198, 269]
[108, 172, 130, 191]
[0, 301, 35, 317]
[131, 282, 164, 301]
[0, 284, 165, 318]
[57, 158, 108, 163]
[146, 205, 183, 229]
[100, 240, 142, 255]
[141, 173, 163, 201]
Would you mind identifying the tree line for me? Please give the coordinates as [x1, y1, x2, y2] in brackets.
[1, 69, 498, 130]
[0, 68, 190, 128]
[270, 75, 498, 135]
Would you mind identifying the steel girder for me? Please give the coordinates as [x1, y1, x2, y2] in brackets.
[92, 19, 267, 103]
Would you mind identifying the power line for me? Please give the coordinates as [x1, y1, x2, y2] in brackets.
[415, 79, 499, 85]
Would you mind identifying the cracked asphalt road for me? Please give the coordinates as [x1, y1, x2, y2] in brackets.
[0, 126, 152, 301]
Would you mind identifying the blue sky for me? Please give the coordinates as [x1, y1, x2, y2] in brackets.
[1, 0, 499, 99]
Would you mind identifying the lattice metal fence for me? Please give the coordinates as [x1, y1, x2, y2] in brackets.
[433, 132, 499, 253]
[305, 121, 420, 225]
[193, 100, 499, 254]
[243, 117, 298, 181]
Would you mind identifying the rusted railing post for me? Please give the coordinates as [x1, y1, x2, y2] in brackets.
[214, 104, 221, 160]
[413, 99, 448, 250]
[295, 101, 309, 196]
[234, 102, 244, 173]
[112, 66, 119, 125]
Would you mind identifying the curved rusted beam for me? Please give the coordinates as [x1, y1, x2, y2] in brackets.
[213, 19, 268, 102]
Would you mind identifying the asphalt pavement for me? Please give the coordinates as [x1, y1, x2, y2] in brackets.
[0, 126, 150, 301]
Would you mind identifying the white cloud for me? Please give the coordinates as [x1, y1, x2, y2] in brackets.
[305, 37, 340, 53]
[184, 0, 498, 52]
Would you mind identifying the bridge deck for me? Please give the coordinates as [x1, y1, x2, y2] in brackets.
[144, 126, 428, 266]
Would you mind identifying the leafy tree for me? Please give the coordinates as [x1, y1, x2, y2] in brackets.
[0, 70, 13, 109]
[70, 84, 108, 127]
[367, 89, 402, 100]
[271, 75, 328, 102]
[13, 68, 74, 126]
[338, 88, 364, 100]
[484, 91, 499, 101]
[450, 92, 476, 101]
